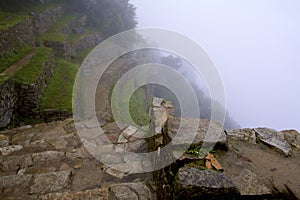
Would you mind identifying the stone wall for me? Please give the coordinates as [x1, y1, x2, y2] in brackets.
[60, 15, 87, 35]
[148, 97, 300, 199]
[0, 78, 18, 128]
[43, 40, 70, 59]
[41, 109, 72, 122]
[0, 6, 62, 57]
[17, 52, 55, 118]
[72, 34, 102, 52]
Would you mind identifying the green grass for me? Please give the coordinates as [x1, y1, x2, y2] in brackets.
[129, 88, 150, 126]
[39, 32, 67, 43]
[40, 57, 79, 112]
[0, 12, 29, 31]
[38, 14, 78, 43]
[0, 2, 58, 31]
[0, 46, 34, 73]
[0, 75, 9, 84]
[73, 47, 94, 65]
[14, 47, 52, 84]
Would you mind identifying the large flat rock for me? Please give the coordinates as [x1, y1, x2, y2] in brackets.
[254, 128, 292, 156]
[173, 167, 239, 199]
[167, 116, 227, 149]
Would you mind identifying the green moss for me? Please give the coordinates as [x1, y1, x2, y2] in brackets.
[0, 46, 34, 73]
[40, 57, 79, 112]
[14, 47, 52, 84]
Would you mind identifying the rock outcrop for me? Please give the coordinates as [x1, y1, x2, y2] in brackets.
[149, 97, 300, 200]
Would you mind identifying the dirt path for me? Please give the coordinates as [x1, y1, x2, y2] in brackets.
[0, 49, 36, 76]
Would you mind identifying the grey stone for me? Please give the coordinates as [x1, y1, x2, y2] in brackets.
[0, 154, 33, 172]
[105, 167, 126, 179]
[0, 144, 23, 156]
[30, 170, 71, 194]
[100, 153, 124, 165]
[167, 116, 227, 149]
[152, 106, 168, 135]
[226, 128, 256, 144]
[117, 134, 128, 143]
[0, 174, 32, 189]
[232, 169, 271, 196]
[0, 134, 9, 147]
[122, 126, 138, 139]
[254, 128, 292, 156]
[32, 151, 65, 163]
[280, 129, 300, 150]
[110, 182, 154, 200]
[72, 160, 104, 191]
[109, 185, 138, 200]
[152, 97, 164, 107]
[128, 139, 147, 152]
[41, 188, 109, 200]
[174, 167, 239, 199]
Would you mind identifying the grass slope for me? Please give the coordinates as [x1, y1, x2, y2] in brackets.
[38, 14, 78, 43]
[40, 57, 78, 112]
[0, 46, 34, 73]
[0, 12, 28, 31]
[14, 47, 52, 84]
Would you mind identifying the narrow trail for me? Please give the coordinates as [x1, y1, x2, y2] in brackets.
[0, 49, 36, 76]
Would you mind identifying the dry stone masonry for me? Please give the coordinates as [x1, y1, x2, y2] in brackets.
[0, 6, 63, 58]
[148, 97, 300, 200]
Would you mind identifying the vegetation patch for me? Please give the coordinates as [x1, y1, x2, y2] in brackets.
[38, 14, 78, 43]
[0, 45, 33, 73]
[14, 47, 52, 84]
[38, 32, 67, 43]
[129, 87, 150, 126]
[73, 47, 94, 64]
[0, 12, 28, 31]
[40, 57, 78, 112]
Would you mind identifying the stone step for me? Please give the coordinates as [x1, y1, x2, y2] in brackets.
[40, 188, 109, 200]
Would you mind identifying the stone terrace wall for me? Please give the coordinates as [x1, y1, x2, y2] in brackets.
[17, 52, 55, 118]
[0, 78, 18, 128]
[43, 40, 70, 59]
[60, 15, 87, 35]
[0, 6, 62, 57]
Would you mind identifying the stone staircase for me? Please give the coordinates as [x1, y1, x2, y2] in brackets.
[0, 119, 156, 199]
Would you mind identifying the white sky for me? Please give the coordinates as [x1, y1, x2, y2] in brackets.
[130, 0, 300, 131]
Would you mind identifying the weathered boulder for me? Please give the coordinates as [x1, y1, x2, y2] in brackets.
[30, 170, 71, 194]
[0, 134, 9, 147]
[254, 128, 292, 156]
[231, 169, 271, 197]
[109, 182, 154, 200]
[41, 188, 109, 200]
[173, 167, 239, 200]
[279, 129, 300, 150]
[226, 128, 256, 144]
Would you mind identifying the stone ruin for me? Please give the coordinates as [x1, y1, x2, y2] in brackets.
[0, 97, 299, 199]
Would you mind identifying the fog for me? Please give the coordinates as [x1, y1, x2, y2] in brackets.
[130, 0, 300, 131]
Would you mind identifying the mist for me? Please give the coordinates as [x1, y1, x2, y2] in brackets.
[130, 0, 300, 131]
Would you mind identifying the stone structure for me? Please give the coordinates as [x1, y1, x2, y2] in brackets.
[0, 78, 18, 128]
[0, 118, 156, 199]
[149, 97, 300, 199]
[0, 51, 55, 128]
[0, 6, 62, 57]
[17, 53, 55, 117]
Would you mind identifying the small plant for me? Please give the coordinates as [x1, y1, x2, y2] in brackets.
[186, 145, 201, 156]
